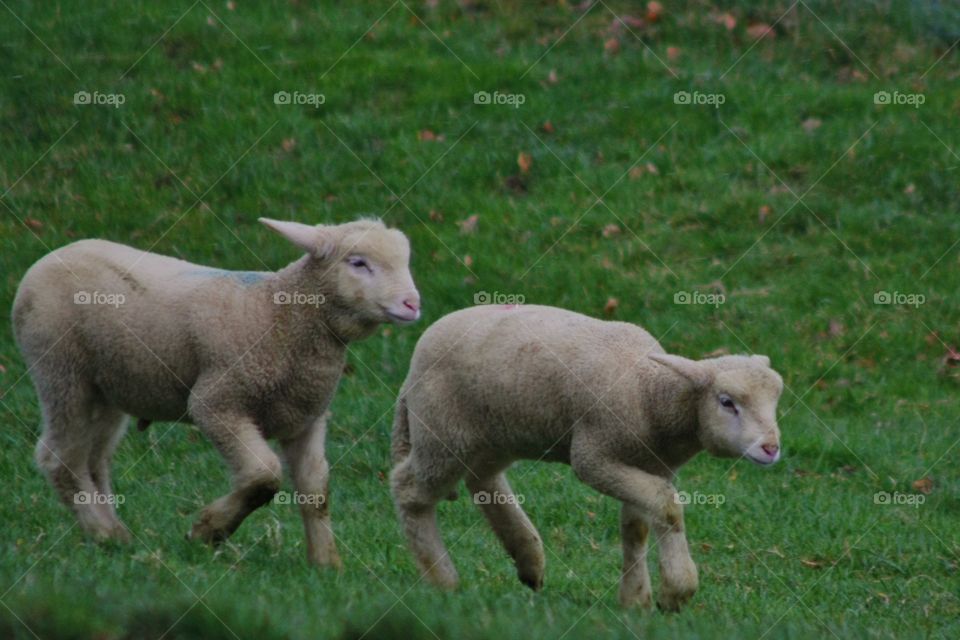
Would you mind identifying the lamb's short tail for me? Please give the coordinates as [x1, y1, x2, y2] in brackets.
[390, 394, 411, 465]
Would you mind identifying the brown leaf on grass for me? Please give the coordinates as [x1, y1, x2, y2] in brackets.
[226, 1, 236, 10]
[828, 319, 845, 338]
[912, 476, 934, 495]
[541, 120, 555, 134]
[604, 297, 619, 316]
[547, 69, 559, 85]
[281, 137, 297, 152]
[0, 363, 7, 374]
[802, 117, 822, 133]
[428, 209, 444, 222]
[463, 254, 473, 267]
[517, 152, 533, 175]
[645, 161, 659, 175]
[766, 546, 785, 558]
[602, 223, 621, 238]
[904, 183, 916, 194]
[604, 38, 621, 55]
[714, 12, 736, 31]
[746, 23, 776, 40]
[418, 129, 444, 142]
[24, 218, 43, 230]
[700, 542, 714, 552]
[801, 558, 824, 569]
[646, 1, 663, 23]
[629, 166, 645, 180]
[667, 46, 681, 61]
[758, 204, 771, 223]
[458, 214, 479, 235]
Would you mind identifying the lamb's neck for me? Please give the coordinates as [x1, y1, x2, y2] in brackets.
[270, 256, 379, 345]
[647, 373, 704, 462]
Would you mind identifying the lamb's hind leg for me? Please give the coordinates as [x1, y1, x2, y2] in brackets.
[390, 453, 461, 589]
[188, 407, 282, 544]
[35, 396, 121, 541]
[466, 471, 545, 590]
[86, 407, 131, 541]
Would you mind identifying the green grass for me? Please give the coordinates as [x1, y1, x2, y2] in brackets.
[1, 0, 959, 638]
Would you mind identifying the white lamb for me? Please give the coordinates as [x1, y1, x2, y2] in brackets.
[390, 304, 782, 611]
[12, 217, 420, 569]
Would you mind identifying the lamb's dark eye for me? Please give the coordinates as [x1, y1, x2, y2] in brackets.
[719, 395, 738, 413]
[347, 257, 372, 272]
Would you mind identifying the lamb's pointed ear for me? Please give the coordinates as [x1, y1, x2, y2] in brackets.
[259, 218, 335, 258]
[752, 354, 771, 367]
[649, 353, 713, 388]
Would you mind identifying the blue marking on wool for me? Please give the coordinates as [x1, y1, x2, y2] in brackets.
[183, 268, 268, 284]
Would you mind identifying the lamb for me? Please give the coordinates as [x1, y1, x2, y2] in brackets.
[12, 217, 421, 569]
[390, 304, 782, 611]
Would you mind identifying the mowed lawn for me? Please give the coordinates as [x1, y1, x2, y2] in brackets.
[1, 1, 958, 638]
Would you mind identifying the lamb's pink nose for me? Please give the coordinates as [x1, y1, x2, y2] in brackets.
[762, 443, 779, 457]
[403, 298, 420, 313]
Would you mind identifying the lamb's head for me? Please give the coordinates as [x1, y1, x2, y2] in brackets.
[649, 353, 783, 466]
[260, 217, 421, 325]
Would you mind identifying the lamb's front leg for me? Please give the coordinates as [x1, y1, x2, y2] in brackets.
[573, 448, 697, 612]
[281, 415, 342, 569]
[619, 504, 653, 609]
[189, 411, 283, 544]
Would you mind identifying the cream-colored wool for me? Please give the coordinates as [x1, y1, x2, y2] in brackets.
[13, 218, 420, 568]
[390, 304, 782, 611]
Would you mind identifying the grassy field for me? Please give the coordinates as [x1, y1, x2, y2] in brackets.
[1, 0, 959, 638]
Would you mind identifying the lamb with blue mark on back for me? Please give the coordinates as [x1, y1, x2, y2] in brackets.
[12, 217, 421, 569]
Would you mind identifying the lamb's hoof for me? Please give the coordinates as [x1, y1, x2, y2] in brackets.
[309, 550, 344, 571]
[656, 587, 695, 613]
[188, 520, 229, 546]
[618, 588, 653, 610]
[519, 572, 544, 591]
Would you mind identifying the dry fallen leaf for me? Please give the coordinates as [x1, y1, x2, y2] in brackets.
[604, 297, 619, 316]
[801, 558, 824, 569]
[604, 38, 621, 55]
[418, 129, 444, 142]
[829, 319, 845, 338]
[715, 12, 736, 30]
[667, 46, 681, 61]
[541, 120, 555, 134]
[547, 69, 559, 84]
[463, 254, 473, 267]
[281, 137, 297, 152]
[458, 214, 479, 235]
[758, 204, 771, 223]
[912, 476, 934, 495]
[629, 166, 645, 180]
[645, 161, 659, 175]
[646, 1, 663, 23]
[602, 224, 621, 238]
[802, 117, 822, 133]
[747, 23, 776, 40]
[24, 218, 43, 230]
[517, 152, 533, 175]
